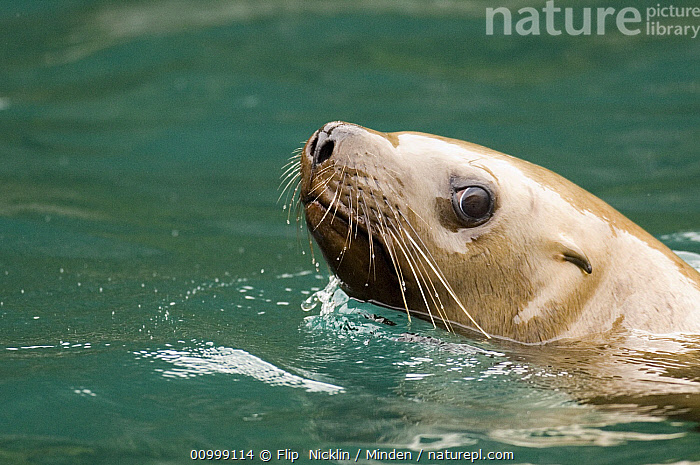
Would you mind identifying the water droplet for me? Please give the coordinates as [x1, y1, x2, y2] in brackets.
[301, 294, 318, 312]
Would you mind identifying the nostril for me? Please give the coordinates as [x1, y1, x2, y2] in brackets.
[314, 138, 335, 166]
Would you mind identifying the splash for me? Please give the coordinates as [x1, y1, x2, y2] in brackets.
[300, 275, 343, 314]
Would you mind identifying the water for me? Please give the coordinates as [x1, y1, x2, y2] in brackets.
[1, 1, 699, 464]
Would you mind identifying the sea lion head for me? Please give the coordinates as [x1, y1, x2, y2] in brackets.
[292, 121, 700, 343]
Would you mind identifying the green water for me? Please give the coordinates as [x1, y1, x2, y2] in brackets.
[1, 1, 699, 464]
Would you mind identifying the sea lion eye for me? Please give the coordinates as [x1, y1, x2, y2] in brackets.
[452, 186, 493, 227]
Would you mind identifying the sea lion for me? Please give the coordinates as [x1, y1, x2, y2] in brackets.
[287, 121, 700, 344]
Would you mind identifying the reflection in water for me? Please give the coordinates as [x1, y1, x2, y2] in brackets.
[57, 0, 487, 66]
[136, 344, 344, 394]
[90, 0, 484, 39]
[487, 331, 700, 423]
[405, 433, 478, 450]
[490, 425, 685, 448]
[284, 280, 697, 450]
[289, 270, 700, 450]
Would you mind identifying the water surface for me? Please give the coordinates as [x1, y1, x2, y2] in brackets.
[1, 1, 699, 464]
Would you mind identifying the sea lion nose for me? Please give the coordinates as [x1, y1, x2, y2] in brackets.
[310, 121, 347, 169]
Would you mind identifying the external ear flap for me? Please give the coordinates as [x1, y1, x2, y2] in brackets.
[555, 235, 593, 275]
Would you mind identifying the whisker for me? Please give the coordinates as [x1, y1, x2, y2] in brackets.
[279, 171, 299, 191]
[354, 181, 362, 239]
[399, 226, 455, 334]
[306, 165, 336, 197]
[280, 154, 302, 176]
[292, 199, 306, 246]
[402, 232, 489, 338]
[394, 207, 444, 276]
[336, 180, 355, 267]
[280, 158, 301, 178]
[279, 170, 301, 196]
[382, 201, 452, 332]
[393, 208, 466, 333]
[306, 228, 319, 271]
[382, 198, 475, 335]
[358, 191, 376, 282]
[307, 167, 337, 204]
[371, 196, 411, 322]
[278, 171, 301, 204]
[388, 228, 434, 327]
[315, 169, 345, 230]
[278, 155, 303, 217]
[285, 178, 304, 225]
[282, 156, 301, 171]
[329, 165, 348, 226]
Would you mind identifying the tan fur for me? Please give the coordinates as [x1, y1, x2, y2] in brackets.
[299, 122, 700, 344]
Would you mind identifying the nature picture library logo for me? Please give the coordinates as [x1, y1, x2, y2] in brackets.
[486, 1, 700, 38]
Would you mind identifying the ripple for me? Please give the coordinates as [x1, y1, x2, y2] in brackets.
[663, 231, 700, 243]
[490, 424, 685, 448]
[137, 344, 345, 394]
[405, 433, 478, 451]
[89, 0, 486, 43]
